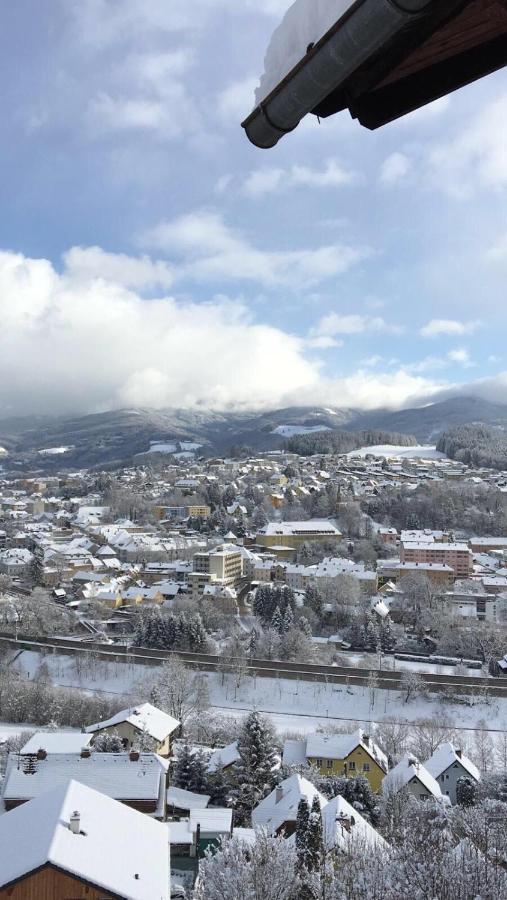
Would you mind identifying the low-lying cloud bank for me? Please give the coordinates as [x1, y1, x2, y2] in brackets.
[0, 248, 503, 418]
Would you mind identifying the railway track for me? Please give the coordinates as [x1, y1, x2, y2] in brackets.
[2, 633, 507, 698]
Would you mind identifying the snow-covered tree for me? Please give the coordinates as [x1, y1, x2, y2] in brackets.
[195, 832, 300, 900]
[231, 711, 278, 824]
[93, 730, 124, 753]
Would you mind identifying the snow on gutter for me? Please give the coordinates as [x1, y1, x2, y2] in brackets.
[242, 0, 438, 149]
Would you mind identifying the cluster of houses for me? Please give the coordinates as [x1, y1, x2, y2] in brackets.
[0, 694, 483, 899]
[1, 448, 507, 657]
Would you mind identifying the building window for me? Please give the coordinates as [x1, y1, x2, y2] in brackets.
[326, 759, 333, 770]
[316, 758, 323, 768]
[348, 761, 356, 771]
[363, 763, 370, 772]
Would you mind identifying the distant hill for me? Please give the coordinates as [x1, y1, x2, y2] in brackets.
[350, 396, 507, 442]
[437, 423, 507, 471]
[1, 395, 507, 471]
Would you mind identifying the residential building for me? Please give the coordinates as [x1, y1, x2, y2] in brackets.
[169, 808, 233, 860]
[0, 780, 169, 900]
[382, 755, 445, 802]
[252, 774, 326, 836]
[2, 749, 169, 818]
[400, 541, 473, 578]
[424, 743, 480, 804]
[193, 544, 243, 585]
[282, 729, 387, 793]
[20, 732, 94, 756]
[319, 794, 387, 853]
[86, 702, 180, 756]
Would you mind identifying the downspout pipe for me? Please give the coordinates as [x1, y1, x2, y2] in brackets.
[242, 0, 443, 149]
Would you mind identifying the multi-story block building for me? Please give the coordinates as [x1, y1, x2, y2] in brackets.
[400, 541, 472, 578]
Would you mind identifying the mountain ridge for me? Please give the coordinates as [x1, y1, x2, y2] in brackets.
[1, 396, 506, 471]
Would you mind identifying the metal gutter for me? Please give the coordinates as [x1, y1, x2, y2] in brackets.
[241, 0, 447, 148]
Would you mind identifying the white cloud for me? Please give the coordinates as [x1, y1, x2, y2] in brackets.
[218, 77, 259, 122]
[485, 232, 507, 262]
[361, 355, 384, 368]
[379, 152, 411, 186]
[306, 336, 344, 350]
[0, 248, 320, 416]
[310, 313, 403, 338]
[0, 246, 461, 418]
[243, 158, 354, 197]
[63, 246, 174, 290]
[447, 348, 472, 366]
[142, 210, 366, 288]
[406, 348, 473, 374]
[420, 319, 481, 338]
[85, 49, 200, 140]
[429, 93, 507, 196]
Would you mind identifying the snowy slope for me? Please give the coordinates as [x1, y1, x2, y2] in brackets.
[256, 0, 356, 103]
[272, 424, 332, 437]
[348, 445, 447, 460]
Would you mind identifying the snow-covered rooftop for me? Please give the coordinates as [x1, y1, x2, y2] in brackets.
[383, 755, 443, 799]
[2, 752, 166, 805]
[21, 732, 93, 756]
[167, 787, 210, 811]
[252, 774, 326, 834]
[86, 703, 179, 742]
[0, 780, 169, 899]
[424, 743, 480, 783]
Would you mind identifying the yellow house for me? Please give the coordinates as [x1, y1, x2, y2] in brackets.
[284, 729, 387, 793]
[86, 702, 180, 757]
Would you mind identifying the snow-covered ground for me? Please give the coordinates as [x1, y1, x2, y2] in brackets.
[256, 0, 356, 103]
[272, 425, 332, 437]
[148, 443, 177, 454]
[180, 442, 202, 451]
[348, 445, 447, 460]
[10, 650, 506, 737]
[37, 446, 75, 456]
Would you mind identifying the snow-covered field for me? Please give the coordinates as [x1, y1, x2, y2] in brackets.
[348, 445, 446, 460]
[37, 446, 75, 456]
[148, 443, 177, 454]
[10, 650, 507, 737]
[272, 425, 332, 437]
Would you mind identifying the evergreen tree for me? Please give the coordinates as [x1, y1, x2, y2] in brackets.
[271, 605, 284, 635]
[295, 798, 311, 872]
[307, 796, 323, 873]
[282, 605, 294, 634]
[298, 616, 313, 637]
[456, 775, 478, 807]
[189, 748, 210, 794]
[173, 742, 195, 789]
[208, 766, 230, 807]
[304, 584, 322, 618]
[93, 730, 124, 752]
[232, 711, 278, 825]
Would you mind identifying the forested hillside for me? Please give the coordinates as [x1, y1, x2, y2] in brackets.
[437, 424, 507, 471]
[286, 429, 417, 456]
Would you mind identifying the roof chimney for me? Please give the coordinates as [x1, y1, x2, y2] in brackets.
[69, 811, 80, 835]
[130, 749, 140, 762]
[363, 734, 369, 746]
[275, 786, 283, 803]
[36, 748, 47, 760]
[81, 747, 91, 758]
[456, 749, 462, 759]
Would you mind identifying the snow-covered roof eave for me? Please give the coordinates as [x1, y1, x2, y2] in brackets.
[242, 0, 444, 148]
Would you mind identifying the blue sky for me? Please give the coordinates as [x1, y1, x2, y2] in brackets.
[1, 0, 507, 416]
